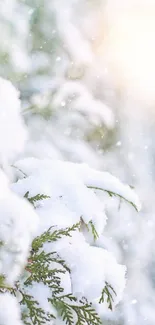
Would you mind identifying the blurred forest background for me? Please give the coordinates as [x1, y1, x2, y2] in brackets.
[1, 0, 155, 324]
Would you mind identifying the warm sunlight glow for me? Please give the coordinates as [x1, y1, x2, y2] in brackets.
[95, 2, 155, 103]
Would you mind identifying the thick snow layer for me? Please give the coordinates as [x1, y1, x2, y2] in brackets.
[11, 157, 130, 312]
[12, 159, 107, 236]
[0, 78, 27, 163]
[0, 193, 38, 285]
[13, 158, 141, 211]
[26, 282, 54, 315]
[50, 231, 126, 304]
[0, 169, 38, 286]
[0, 293, 23, 325]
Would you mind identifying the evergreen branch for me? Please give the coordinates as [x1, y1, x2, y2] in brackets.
[30, 250, 70, 273]
[99, 282, 116, 310]
[22, 223, 103, 325]
[49, 223, 80, 242]
[24, 251, 67, 297]
[24, 225, 76, 296]
[88, 221, 99, 241]
[20, 292, 55, 325]
[24, 191, 50, 207]
[72, 303, 102, 325]
[4, 222, 114, 325]
[52, 298, 74, 325]
[50, 295, 102, 325]
[87, 186, 138, 211]
[31, 223, 80, 252]
[80, 218, 99, 241]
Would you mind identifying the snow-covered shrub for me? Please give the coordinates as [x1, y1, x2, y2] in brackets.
[0, 0, 148, 323]
[0, 1, 154, 325]
[0, 77, 141, 325]
[1, 156, 139, 325]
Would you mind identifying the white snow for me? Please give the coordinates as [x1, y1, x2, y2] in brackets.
[0, 168, 38, 286]
[50, 231, 126, 305]
[13, 158, 141, 211]
[0, 78, 27, 163]
[0, 293, 23, 325]
[0, 77, 139, 323]
[10, 156, 132, 312]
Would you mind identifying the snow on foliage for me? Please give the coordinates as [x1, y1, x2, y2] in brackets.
[0, 168, 38, 325]
[0, 77, 140, 325]
[13, 157, 141, 213]
[0, 167, 38, 287]
[0, 1, 152, 324]
[0, 78, 27, 163]
[9, 156, 141, 323]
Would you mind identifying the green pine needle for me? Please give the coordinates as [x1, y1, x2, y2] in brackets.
[99, 282, 117, 310]
[24, 191, 50, 207]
